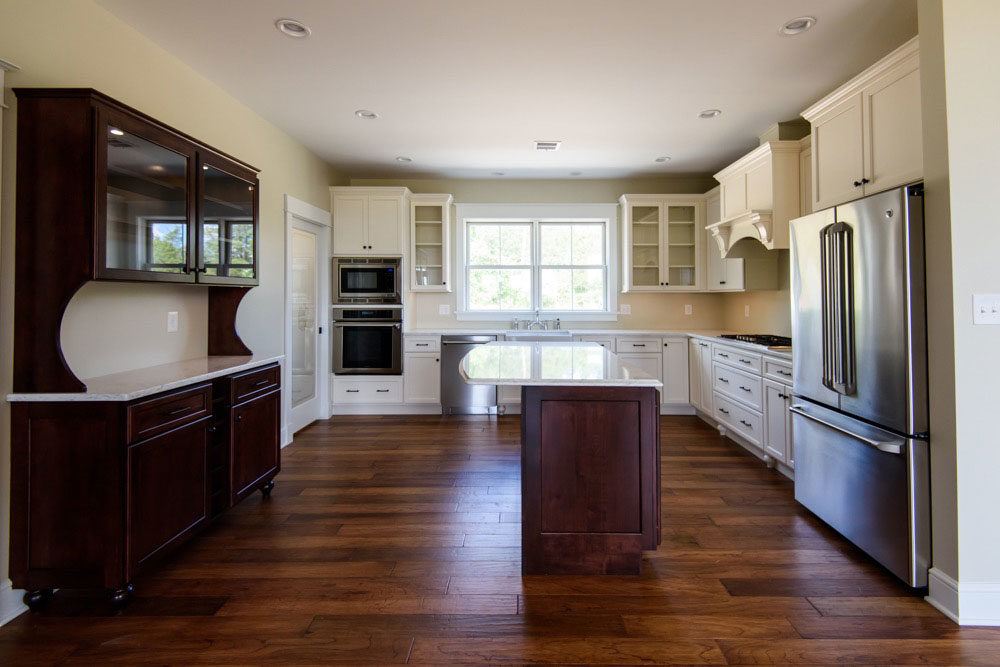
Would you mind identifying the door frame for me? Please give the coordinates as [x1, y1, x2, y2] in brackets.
[283, 195, 331, 443]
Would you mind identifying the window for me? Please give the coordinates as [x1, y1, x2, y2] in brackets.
[457, 203, 618, 319]
[201, 217, 255, 278]
[144, 218, 187, 273]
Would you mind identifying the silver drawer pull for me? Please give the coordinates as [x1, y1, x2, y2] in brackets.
[718, 377, 729, 383]
[345, 389, 360, 393]
[376, 389, 390, 393]
[739, 386, 751, 392]
[719, 353, 729, 358]
[739, 420, 752, 428]
[739, 359, 752, 365]
[777, 369, 792, 376]
[718, 408, 730, 415]
[415, 343, 429, 347]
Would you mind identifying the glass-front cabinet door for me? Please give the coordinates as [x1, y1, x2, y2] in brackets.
[197, 153, 259, 285]
[98, 110, 197, 282]
[665, 204, 698, 288]
[625, 200, 664, 290]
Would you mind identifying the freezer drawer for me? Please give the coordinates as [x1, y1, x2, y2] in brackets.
[791, 401, 929, 587]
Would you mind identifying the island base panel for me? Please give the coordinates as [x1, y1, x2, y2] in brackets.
[521, 385, 661, 575]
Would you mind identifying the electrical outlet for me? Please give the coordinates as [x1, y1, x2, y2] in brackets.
[684, 304, 692, 315]
[438, 304, 450, 316]
[620, 304, 631, 315]
[744, 305, 751, 318]
[166, 311, 179, 333]
[973, 294, 1000, 324]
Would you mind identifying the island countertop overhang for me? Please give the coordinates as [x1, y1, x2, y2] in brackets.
[459, 341, 663, 388]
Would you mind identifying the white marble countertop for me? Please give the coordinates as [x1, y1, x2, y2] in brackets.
[460, 342, 662, 388]
[6, 354, 284, 403]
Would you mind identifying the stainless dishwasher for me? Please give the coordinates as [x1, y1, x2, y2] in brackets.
[440, 335, 497, 415]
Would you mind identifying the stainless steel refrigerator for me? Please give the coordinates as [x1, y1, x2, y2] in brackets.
[789, 183, 930, 587]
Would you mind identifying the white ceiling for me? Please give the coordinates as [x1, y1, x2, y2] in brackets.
[96, 0, 918, 179]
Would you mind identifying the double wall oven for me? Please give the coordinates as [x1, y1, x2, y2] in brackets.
[332, 258, 402, 375]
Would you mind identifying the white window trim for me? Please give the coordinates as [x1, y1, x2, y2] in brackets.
[455, 203, 619, 321]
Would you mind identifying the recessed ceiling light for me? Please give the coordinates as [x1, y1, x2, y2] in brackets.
[275, 18, 311, 38]
[569, 171, 582, 176]
[780, 16, 816, 36]
[109, 127, 124, 136]
[698, 109, 722, 119]
[654, 156, 671, 163]
[492, 172, 505, 177]
[149, 165, 164, 172]
[354, 109, 378, 120]
[395, 156, 412, 163]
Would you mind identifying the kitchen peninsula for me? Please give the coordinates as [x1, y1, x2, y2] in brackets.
[461, 342, 662, 575]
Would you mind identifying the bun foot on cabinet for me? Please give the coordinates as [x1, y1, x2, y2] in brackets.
[260, 480, 275, 497]
[111, 583, 134, 607]
[23, 589, 53, 610]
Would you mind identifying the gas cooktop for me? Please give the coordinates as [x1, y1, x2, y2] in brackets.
[719, 334, 792, 348]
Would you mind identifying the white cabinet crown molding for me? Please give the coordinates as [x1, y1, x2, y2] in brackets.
[801, 36, 919, 121]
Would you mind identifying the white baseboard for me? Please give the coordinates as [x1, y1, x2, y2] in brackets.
[927, 568, 1000, 625]
[0, 579, 27, 626]
[927, 568, 960, 622]
[331, 404, 442, 415]
[281, 425, 291, 448]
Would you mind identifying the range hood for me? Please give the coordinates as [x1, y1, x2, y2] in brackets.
[709, 140, 804, 258]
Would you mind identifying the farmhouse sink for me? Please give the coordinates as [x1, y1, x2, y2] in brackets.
[503, 330, 573, 342]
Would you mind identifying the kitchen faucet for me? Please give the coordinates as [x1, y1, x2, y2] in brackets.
[526, 310, 547, 330]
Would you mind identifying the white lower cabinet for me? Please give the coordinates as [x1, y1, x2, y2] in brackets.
[688, 338, 714, 414]
[615, 352, 663, 383]
[763, 378, 794, 467]
[661, 336, 689, 405]
[332, 376, 403, 404]
[404, 353, 441, 404]
[572, 334, 613, 349]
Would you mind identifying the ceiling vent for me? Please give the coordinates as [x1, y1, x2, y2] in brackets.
[534, 140, 561, 151]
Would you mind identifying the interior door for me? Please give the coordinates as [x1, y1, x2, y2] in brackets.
[288, 222, 320, 434]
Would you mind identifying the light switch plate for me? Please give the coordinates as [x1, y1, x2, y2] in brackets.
[166, 311, 179, 333]
[973, 294, 1000, 324]
[438, 304, 450, 316]
[684, 304, 692, 315]
[620, 304, 631, 315]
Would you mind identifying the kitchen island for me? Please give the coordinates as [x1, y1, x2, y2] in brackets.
[461, 342, 662, 575]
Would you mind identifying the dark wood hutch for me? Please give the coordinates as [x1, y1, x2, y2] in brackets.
[8, 89, 281, 608]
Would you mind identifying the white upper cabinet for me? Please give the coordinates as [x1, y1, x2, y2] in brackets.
[331, 187, 409, 256]
[802, 37, 921, 210]
[620, 194, 705, 292]
[409, 193, 453, 292]
[704, 187, 745, 291]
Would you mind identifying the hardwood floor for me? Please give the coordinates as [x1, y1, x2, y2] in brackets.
[2, 414, 999, 664]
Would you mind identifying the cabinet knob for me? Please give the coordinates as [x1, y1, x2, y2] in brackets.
[719, 280, 726, 285]
[208, 425, 218, 433]
[235, 414, 243, 422]
[435, 358, 439, 362]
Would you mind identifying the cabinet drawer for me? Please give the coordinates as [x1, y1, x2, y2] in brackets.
[573, 335, 613, 349]
[333, 378, 403, 404]
[127, 384, 211, 443]
[713, 362, 762, 411]
[713, 393, 763, 447]
[615, 337, 660, 353]
[231, 364, 281, 404]
[713, 345, 762, 372]
[763, 357, 794, 383]
[405, 335, 441, 353]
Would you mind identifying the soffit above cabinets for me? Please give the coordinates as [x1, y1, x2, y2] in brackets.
[707, 141, 803, 257]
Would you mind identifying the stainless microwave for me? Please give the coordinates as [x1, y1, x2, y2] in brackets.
[333, 257, 401, 303]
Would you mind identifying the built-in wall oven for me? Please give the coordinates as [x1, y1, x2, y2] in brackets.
[332, 307, 402, 375]
[334, 257, 401, 304]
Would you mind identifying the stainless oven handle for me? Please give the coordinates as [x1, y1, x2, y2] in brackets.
[789, 405, 903, 454]
[333, 323, 402, 328]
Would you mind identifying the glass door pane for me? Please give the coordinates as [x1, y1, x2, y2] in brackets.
[630, 204, 661, 287]
[290, 228, 317, 407]
[104, 124, 190, 275]
[201, 165, 256, 280]
[413, 205, 444, 287]
[666, 205, 696, 286]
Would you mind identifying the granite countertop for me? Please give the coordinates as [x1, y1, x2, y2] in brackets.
[460, 341, 663, 388]
[6, 354, 284, 402]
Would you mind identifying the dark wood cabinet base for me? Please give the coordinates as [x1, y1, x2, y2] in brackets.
[520, 385, 661, 575]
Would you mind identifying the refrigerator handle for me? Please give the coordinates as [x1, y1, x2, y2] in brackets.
[820, 222, 857, 396]
[789, 404, 903, 454]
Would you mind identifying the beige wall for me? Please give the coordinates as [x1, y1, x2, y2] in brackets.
[721, 251, 791, 336]
[0, 0, 337, 609]
[354, 176, 740, 332]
